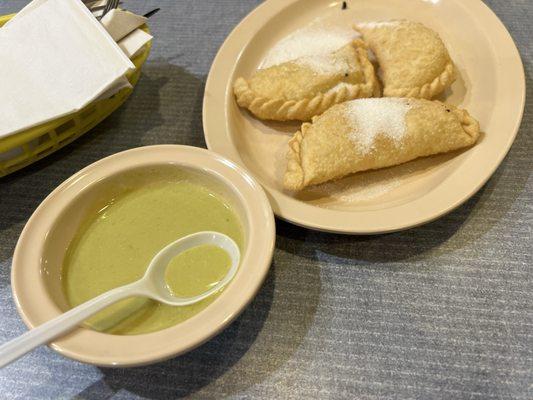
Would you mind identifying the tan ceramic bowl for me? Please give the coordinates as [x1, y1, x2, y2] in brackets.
[11, 145, 275, 367]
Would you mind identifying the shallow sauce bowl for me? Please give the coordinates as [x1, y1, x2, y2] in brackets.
[11, 145, 276, 367]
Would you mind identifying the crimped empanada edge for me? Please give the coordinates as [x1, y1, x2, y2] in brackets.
[283, 123, 311, 191]
[447, 103, 481, 142]
[283, 100, 480, 191]
[383, 62, 456, 99]
[430, 100, 480, 143]
[354, 22, 457, 99]
[233, 41, 378, 122]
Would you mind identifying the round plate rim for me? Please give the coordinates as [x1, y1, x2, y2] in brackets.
[203, 0, 526, 235]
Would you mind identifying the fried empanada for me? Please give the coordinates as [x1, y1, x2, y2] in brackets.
[355, 20, 455, 99]
[284, 98, 480, 191]
[233, 41, 379, 121]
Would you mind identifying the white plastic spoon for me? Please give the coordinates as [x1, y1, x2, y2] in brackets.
[0, 231, 240, 368]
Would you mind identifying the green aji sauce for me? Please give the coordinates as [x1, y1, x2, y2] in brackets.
[62, 180, 243, 335]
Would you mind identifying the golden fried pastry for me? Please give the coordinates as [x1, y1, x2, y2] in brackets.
[233, 41, 379, 121]
[355, 20, 455, 99]
[284, 98, 480, 191]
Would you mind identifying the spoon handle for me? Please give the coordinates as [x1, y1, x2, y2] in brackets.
[0, 282, 141, 368]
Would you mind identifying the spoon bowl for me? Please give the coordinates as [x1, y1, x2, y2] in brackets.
[139, 231, 240, 306]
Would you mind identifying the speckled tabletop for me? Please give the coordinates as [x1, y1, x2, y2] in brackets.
[0, 1, 531, 399]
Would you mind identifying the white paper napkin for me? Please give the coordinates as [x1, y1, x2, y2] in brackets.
[101, 9, 147, 42]
[119, 29, 153, 59]
[101, 8, 153, 60]
[96, 9, 152, 99]
[0, 0, 135, 138]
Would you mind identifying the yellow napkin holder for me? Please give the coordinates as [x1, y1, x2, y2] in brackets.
[0, 13, 152, 177]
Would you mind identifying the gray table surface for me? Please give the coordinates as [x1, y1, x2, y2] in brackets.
[0, 1, 531, 399]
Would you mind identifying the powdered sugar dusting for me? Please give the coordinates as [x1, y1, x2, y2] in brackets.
[316, 176, 403, 202]
[261, 18, 358, 68]
[358, 21, 400, 30]
[345, 98, 411, 152]
[295, 53, 350, 75]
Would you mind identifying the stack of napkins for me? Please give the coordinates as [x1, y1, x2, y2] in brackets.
[0, 0, 152, 139]
[101, 8, 153, 59]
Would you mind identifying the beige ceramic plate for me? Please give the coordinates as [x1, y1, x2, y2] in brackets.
[203, 0, 525, 234]
[12, 145, 275, 367]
